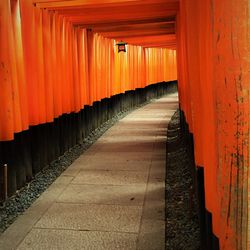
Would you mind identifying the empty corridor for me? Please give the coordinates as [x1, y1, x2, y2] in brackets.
[0, 93, 178, 250]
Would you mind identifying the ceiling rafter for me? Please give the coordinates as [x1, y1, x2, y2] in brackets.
[91, 21, 175, 32]
[32, 0, 179, 48]
[102, 31, 175, 40]
[34, 0, 179, 9]
[63, 10, 177, 24]
[75, 17, 175, 28]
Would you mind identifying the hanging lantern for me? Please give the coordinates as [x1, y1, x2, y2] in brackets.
[116, 41, 127, 53]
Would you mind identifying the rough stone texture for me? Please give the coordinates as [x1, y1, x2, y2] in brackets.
[72, 170, 148, 186]
[35, 203, 142, 233]
[165, 110, 201, 250]
[17, 229, 137, 250]
[137, 219, 165, 250]
[57, 184, 146, 205]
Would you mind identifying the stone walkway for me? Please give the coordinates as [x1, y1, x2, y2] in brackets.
[0, 93, 178, 250]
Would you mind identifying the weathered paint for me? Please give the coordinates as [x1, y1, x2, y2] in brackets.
[0, 0, 177, 141]
[1, 0, 250, 248]
[177, 0, 250, 249]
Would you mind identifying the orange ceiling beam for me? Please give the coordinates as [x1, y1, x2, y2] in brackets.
[32, 0, 178, 48]
[61, 7, 177, 24]
[34, 0, 179, 9]
[77, 17, 175, 28]
[56, 2, 178, 13]
[143, 45, 176, 49]
[122, 34, 176, 46]
[91, 21, 175, 32]
[94, 22, 175, 39]
[101, 30, 175, 39]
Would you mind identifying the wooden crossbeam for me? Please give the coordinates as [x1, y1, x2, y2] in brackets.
[100, 30, 175, 39]
[34, 0, 179, 10]
[33, 0, 178, 49]
[76, 17, 175, 29]
[65, 11, 177, 24]
[92, 22, 175, 33]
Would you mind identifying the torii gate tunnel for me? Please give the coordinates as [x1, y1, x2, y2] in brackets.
[0, 1, 250, 249]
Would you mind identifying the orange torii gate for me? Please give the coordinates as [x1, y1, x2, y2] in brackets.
[1, 0, 250, 249]
[0, 0, 177, 141]
[177, 1, 250, 249]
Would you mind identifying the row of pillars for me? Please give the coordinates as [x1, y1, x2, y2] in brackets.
[0, 81, 177, 202]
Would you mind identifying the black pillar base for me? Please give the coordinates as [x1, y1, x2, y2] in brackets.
[0, 81, 177, 198]
[180, 109, 220, 250]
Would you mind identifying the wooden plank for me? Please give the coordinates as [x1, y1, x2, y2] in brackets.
[34, 0, 179, 10]
[66, 11, 177, 24]
[99, 29, 175, 39]
[76, 17, 175, 28]
[92, 22, 175, 33]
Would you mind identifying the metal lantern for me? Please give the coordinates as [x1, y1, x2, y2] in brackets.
[116, 41, 127, 53]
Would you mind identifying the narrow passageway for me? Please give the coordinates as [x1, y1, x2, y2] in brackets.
[0, 94, 178, 250]
[2, 0, 249, 247]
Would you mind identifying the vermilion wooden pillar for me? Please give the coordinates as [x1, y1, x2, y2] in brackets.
[212, 1, 249, 249]
[177, 0, 250, 249]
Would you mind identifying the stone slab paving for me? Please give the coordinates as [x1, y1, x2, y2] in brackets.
[0, 93, 178, 250]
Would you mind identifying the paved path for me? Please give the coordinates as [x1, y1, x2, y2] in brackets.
[0, 93, 178, 250]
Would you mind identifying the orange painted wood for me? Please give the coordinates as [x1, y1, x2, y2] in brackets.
[0, 0, 177, 141]
[92, 21, 175, 33]
[3, 1, 250, 249]
[33, 0, 178, 48]
[78, 17, 175, 29]
[177, 1, 250, 249]
[34, 0, 179, 10]
[0, 0, 15, 141]
[213, 1, 249, 249]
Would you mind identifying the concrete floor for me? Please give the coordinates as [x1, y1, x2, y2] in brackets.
[0, 93, 178, 250]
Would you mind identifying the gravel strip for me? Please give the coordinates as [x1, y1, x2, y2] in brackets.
[166, 110, 200, 250]
[0, 99, 156, 234]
